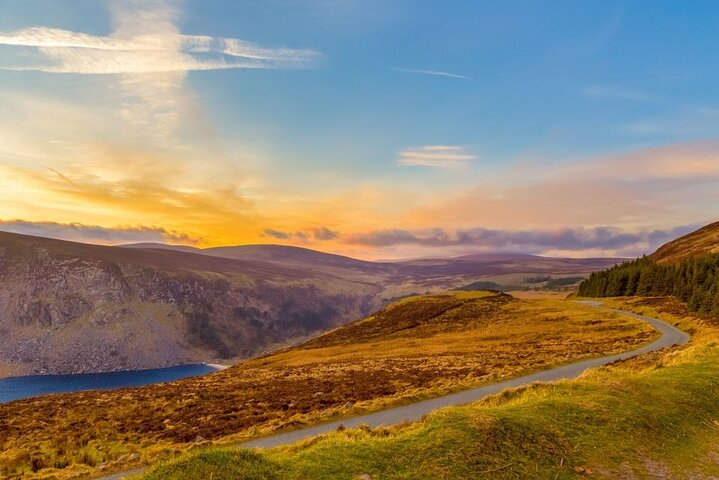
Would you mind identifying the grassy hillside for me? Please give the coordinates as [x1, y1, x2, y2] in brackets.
[0, 292, 655, 479]
[652, 220, 719, 264]
[140, 297, 719, 480]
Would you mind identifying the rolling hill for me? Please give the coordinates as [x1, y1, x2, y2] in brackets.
[0, 232, 386, 376]
[0, 232, 622, 376]
[142, 295, 719, 480]
[127, 225, 719, 479]
[121, 243, 390, 273]
[651, 220, 719, 264]
[0, 291, 656, 479]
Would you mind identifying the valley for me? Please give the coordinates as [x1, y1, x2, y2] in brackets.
[1, 2, 716, 478]
[143, 296, 719, 480]
[100, 222, 719, 479]
[0, 232, 620, 376]
[0, 291, 654, 479]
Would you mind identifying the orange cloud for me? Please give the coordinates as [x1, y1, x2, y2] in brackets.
[403, 140, 719, 232]
[1, 94, 717, 260]
[562, 140, 719, 180]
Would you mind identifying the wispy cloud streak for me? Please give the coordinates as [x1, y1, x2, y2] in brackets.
[0, 1, 321, 143]
[0, 27, 322, 74]
[398, 145, 476, 167]
[392, 67, 469, 80]
[344, 224, 699, 255]
[0, 219, 199, 245]
[263, 227, 340, 243]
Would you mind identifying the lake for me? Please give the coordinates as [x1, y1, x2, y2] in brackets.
[0, 364, 219, 403]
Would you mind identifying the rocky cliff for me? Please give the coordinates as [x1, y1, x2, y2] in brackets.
[0, 233, 382, 375]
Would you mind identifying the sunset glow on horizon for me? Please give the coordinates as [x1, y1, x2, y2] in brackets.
[1, 0, 718, 259]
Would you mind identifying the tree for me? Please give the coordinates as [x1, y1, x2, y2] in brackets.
[577, 253, 719, 315]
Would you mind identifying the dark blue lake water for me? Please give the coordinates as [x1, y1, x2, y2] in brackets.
[0, 364, 218, 403]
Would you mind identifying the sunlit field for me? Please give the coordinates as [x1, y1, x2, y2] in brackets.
[0, 292, 655, 479]
[141, 297, 719, 480]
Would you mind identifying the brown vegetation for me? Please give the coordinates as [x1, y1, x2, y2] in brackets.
[652, 220, 719, 264]
[0, 291, 656, 479]
[0, 232, 622, 376]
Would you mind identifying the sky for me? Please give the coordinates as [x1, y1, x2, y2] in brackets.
[0, 0, 718, 259]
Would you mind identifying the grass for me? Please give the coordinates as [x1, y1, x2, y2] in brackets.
[652, 220, 719, 264]
[140, 296, 719, 480]
[0, 292, 656, 479]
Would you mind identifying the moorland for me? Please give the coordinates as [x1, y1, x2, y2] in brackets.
[129, 221, 719, 479]
[0, 291, 655, 479]
[142, 296, 719, 480]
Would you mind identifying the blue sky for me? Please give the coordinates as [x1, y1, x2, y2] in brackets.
[189, 0, 719, 175]
[0, 0, 718, 258]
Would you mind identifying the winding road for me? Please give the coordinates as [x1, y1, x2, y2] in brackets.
[100, 302, 690, 479]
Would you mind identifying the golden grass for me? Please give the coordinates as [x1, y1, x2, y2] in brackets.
[142, 296, 719, 480]
[506, 289, 572, 300]
[0, 292, 657, 479]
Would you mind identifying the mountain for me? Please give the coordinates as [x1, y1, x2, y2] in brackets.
[122, 242, 395, 275]
[397, 253, 622, 277]
[651, 220, 719, 264]
[123, 244, 622, 276]
[0, 232, 622, 376]
[0, 233, 385, 376]
[119, 242, 204, 254]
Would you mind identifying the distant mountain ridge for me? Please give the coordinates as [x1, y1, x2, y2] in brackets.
[121, 242, 392, 272]
[121, 242, 624, 276]
[0, 232, 623, 376]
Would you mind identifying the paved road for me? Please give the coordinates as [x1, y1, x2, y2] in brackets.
[100, 302, 689, 479]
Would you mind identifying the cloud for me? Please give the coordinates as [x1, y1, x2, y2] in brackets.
[392, 67, 469, 80]
[398, 145, 477, 167]
[0, 219, 199, 245]
[562, 140, 719, 181]
[263, 228, 291, 240]
[344, 224, 700, 256]
[0, 26, 322, 74]
[0, 158, 259, 247]
[584, 85, 653, 102]
[263, 227, 340, 242]
[0, 1, 321, 143]
[312, 226, 339, 240]
[398, 139, 719, 238]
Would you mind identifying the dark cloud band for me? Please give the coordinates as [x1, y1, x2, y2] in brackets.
[0, 220, 198, 245]
[343, 225, 699, 253]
